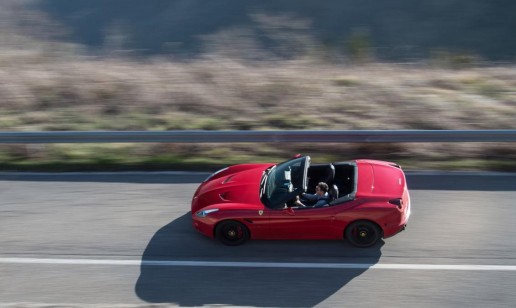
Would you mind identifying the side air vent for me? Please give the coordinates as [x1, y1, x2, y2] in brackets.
[219, 192, 230, 201]
[222, 175, 235, 184]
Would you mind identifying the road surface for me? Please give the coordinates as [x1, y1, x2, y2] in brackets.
[1, 171, 515, 307]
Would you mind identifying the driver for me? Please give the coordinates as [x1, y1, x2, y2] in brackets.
[294, 182, 330, 208]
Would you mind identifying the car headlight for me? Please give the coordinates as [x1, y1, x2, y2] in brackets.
[204, 167, 229, 182]
[195, 208, 219, 218]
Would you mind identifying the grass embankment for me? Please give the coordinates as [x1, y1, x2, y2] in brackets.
[1, 53, 515, 171]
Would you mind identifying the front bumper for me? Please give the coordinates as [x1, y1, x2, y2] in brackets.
[192, 215, 216, 239]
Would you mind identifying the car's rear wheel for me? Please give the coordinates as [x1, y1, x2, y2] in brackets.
[345, 220, 381, 248]
[215, 220, 249, 246]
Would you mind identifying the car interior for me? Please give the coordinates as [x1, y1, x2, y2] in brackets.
[292, 161, 357, 208]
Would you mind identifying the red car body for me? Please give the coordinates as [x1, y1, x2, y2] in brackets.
[191, 156, 410, 247]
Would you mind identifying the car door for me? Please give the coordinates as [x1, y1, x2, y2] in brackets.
[267, 206, 339, 240]
[329, 199, 365, 236]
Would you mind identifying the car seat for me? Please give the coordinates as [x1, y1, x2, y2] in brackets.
[307, 164, 335, 193]
[329, 184, 339, 202]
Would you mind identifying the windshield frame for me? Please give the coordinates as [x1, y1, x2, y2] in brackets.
[260, 156, 310, 209]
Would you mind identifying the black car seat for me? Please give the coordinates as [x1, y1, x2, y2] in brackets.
[324, 164, 336, 185]
[329, 184, 339, 202]
[307, 164, 335, 194]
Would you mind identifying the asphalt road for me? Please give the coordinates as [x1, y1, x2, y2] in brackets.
[1, 171, 516, 307]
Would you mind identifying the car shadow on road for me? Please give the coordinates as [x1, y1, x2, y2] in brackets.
[135, 213, 383, 307]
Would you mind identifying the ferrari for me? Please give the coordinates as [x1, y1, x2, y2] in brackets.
[191, 155, 410, 247]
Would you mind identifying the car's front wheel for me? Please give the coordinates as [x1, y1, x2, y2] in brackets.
[345, 220, 381, 248]
[215, 220, 249, 246]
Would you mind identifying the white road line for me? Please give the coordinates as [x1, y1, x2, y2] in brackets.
[1, 257, 516, 271]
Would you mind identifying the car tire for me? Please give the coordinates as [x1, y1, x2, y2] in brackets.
[345, 220, 381, 248]
[215, 220, 249, 246]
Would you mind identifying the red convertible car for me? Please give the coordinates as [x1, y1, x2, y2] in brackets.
[191, 156, 410, 247]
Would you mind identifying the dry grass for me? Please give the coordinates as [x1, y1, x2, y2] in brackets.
[0, 34, 515, 171]
[0, 1, 514, 171]
[1, 54, 515, 132]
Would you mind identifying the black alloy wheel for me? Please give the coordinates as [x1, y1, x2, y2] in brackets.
[216, 220, 249, 246]
[345, 220, 381, 248]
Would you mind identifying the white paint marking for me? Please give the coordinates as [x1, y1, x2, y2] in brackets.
[1, 257, 516, 271]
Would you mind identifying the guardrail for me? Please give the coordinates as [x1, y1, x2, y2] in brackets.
[0, 130, 515, 143]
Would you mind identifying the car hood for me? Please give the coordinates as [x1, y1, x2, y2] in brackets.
[192, 164, 272, 213]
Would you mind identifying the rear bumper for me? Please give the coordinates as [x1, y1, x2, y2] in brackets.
[404, 189, 411, 222]
[384, 190, 410, 238]
[383, 222, 407, 238]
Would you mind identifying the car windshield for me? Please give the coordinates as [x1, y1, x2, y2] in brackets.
[262, 156, 309, 208]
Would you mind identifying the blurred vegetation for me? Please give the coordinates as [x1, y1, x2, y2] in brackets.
[31, 0, 516, 61]
[0, 1, 515, 172]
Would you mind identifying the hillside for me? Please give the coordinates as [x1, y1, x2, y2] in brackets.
[0, 1, 515, 171]
[27, 0, 516, 61]
[0, 56, 515, 171]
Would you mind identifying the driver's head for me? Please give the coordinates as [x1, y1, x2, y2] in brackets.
[315, 182, 329, 195]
